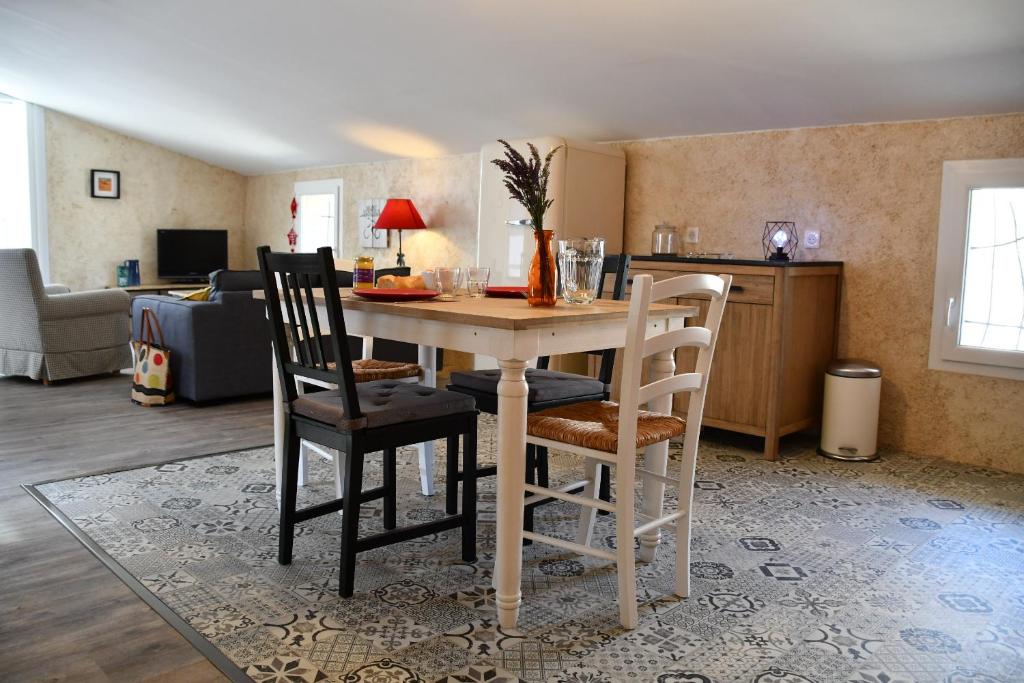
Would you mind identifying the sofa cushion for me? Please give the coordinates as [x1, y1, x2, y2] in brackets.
[210, 270, 264, 296]
[448, 368, 606, 403]
[182, 286, 212, 301]
[292, 380, 475, 431]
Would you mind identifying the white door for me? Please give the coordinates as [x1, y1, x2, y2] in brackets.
[295, 179, 342, 255]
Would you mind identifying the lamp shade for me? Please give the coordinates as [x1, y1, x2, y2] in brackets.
[374, 198, 426, 231]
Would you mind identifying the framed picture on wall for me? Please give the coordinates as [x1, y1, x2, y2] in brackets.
[90, 169, 120, 199]
[358, 198, 389, 248]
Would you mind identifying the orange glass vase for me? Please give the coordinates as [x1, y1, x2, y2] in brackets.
[528, 229, 557, 307]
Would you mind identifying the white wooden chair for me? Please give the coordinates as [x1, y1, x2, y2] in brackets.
[519, 272, 730, 628]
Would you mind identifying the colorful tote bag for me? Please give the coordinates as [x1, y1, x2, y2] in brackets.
[131, 307, 175, 406]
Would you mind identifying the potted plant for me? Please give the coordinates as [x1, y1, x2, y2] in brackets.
[492, 140, 563, 306]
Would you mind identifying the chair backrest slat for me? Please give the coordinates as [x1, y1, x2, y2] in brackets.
[278, 272, 305, 365]
[650, 272, 725, 302]
[301, 274, 328, 370]
[637, 372, 703, 406]
[257, 246, 362, 420]
[642, 326, 711, 360]
[289, 273, 315, 366]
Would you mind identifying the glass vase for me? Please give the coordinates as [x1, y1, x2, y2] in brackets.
[528, 229, 557, 307]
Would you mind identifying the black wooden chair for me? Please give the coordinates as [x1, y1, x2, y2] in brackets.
[447, 254, 631, 530]
[257, 246, 479, 597]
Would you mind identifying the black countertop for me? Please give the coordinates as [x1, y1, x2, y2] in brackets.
[632, 255, 843, 268]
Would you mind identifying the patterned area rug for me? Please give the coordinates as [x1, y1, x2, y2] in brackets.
[28, 416, 1024, 683]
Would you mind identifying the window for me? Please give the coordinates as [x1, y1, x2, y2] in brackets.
[294, 179, 342, 255]
[0, 94, 48, 279]
[930, 159, 1024, 380]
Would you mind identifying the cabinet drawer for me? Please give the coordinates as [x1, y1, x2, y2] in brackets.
[628, 270, 774, 305]
[722, 274, 774, 305]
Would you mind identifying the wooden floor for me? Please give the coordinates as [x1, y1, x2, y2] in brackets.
[0, 373, 273, 682]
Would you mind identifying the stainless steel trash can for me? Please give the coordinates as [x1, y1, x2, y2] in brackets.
[818, 359, 882, 462]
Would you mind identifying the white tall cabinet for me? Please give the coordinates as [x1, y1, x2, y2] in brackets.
[477, 137, 625, 286]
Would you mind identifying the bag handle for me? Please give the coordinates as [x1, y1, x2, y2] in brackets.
[140, 307, 167, 347]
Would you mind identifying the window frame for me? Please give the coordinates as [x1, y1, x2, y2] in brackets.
[294, 178, 343, 256]
[928, 158, 1024, 381]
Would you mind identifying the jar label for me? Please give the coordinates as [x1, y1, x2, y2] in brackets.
[354, 268, 374, 287]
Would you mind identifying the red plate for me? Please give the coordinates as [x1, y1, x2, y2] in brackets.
[352, 288, 439, 302]
[485, 286, 529, 298]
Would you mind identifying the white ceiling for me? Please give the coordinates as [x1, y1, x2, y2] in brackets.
[1, 1, 1022, 175]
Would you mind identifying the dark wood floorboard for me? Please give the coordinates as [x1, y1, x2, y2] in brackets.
[0, 373, 273, 682]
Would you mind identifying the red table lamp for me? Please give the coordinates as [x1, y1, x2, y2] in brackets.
[374, 198, 426, 267]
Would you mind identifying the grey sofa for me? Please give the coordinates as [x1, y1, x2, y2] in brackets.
[0, 248, 131, 382]
[132, 267, 426, 403]
[132, 270, 271, 403]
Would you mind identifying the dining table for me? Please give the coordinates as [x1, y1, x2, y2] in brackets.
[254, 287, 697, 629]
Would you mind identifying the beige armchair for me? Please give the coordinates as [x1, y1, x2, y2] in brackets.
[0, 249, 131, 383]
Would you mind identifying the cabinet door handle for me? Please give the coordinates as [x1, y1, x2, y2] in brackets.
[730, 285, 745, 293]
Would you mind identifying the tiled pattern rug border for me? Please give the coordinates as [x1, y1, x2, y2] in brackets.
[23, 445, 262, 683]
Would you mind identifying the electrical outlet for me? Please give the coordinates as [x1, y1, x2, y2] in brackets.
[685, 226, 700, 243]
[804, 229, 821, 249]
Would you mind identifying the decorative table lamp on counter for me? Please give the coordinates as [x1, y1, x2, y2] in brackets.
[762, 221, 799, 261]
[374, 198, 426, 267]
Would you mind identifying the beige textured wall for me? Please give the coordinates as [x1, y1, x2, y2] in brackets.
[243, 154, 480, 272]
[45, 110, 246, 290]
[612, 113, 1024, 472]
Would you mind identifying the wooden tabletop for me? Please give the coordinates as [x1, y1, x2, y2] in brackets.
[254, 289, 697, 331]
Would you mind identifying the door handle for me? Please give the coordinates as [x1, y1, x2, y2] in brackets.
[730, 285, 745, 293]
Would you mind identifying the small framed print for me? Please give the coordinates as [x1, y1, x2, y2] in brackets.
[91, 169, 120, 199]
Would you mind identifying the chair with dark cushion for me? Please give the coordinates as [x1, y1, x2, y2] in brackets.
[258, 245, 479, 597]
[447, 254, 631, 526]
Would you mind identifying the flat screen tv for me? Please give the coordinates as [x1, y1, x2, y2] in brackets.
[157, 229, 228, 283]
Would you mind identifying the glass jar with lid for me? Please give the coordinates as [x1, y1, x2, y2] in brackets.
[353, 255, 375, 289]
[651, 223, 680, 256]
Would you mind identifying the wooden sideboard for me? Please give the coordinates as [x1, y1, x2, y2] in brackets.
[628, 256, 843, 460]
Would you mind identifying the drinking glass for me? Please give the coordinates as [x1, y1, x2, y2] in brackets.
[435, 267, 462, 300]
[558, 237, 605, 304]
[466, 266, 490, 298]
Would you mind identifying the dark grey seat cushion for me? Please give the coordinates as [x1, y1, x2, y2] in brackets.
[448, 368, 606, 403]
[292, 380, 476, 431]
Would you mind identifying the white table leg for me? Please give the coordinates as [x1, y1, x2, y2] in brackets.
[639, 340, 675, 563]
[495, 359, 528, 629]
[416, 345, 437, 496]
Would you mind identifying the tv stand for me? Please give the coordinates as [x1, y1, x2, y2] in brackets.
[108, 284, 185, 298]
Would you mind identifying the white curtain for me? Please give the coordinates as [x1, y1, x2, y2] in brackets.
[0, 95, 48, 282]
